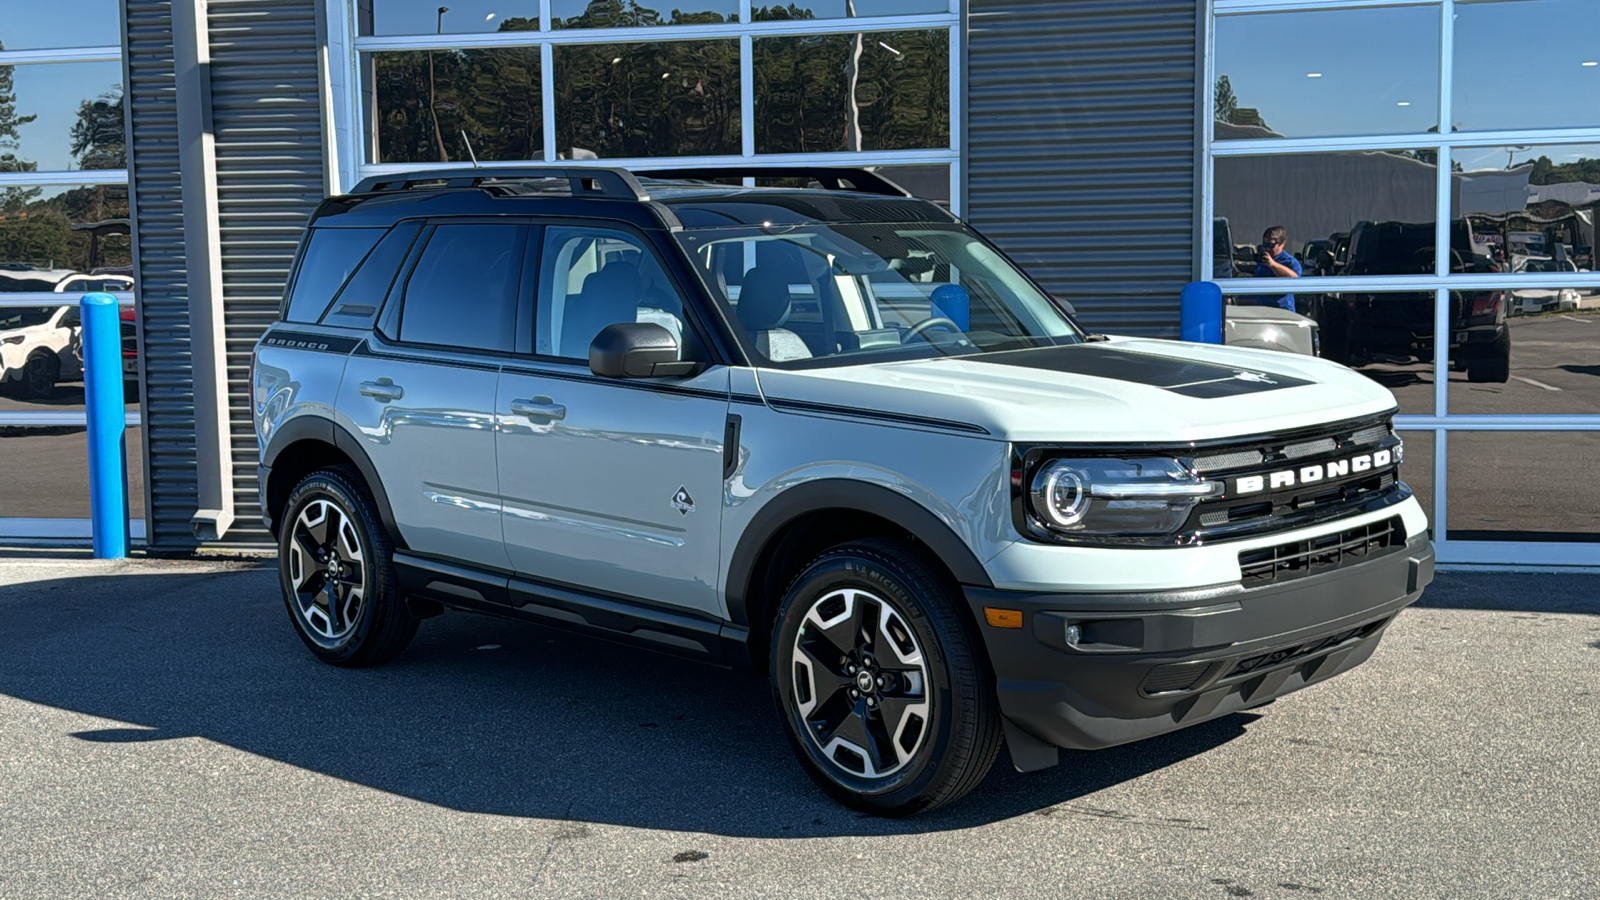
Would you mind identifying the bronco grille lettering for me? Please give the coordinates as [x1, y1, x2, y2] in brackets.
[1234, 449, 1393, 495]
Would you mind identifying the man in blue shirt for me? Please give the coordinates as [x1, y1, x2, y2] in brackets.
[1253, 225, 1302, 311]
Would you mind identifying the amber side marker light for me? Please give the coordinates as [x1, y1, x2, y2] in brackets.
[984, 607, 1023, 629]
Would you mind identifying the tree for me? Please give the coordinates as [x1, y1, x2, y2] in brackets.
[1214, 75, 1238, 123]
[70, 91, 126, 170]
[0, 41, 41, 211]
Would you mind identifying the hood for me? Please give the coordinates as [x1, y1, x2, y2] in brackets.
[753, 337, 1397, 444]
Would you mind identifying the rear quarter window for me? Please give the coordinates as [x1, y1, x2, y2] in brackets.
[282, 227, 387, 324]
[321, 222, 421, 329]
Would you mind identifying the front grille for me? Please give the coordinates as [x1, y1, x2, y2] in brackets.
[1184, 413, 1406, 541]
[1227, 618, 1390, 677]
[1238, 516, 1406, 587]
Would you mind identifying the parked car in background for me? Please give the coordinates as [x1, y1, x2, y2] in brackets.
[1314, 220, 1510, 383]
[1226, 304, 1319, 356]
[0, 266, 136, 398]
[0, 305, 82, 398]
[1507, 256, 1583, 315]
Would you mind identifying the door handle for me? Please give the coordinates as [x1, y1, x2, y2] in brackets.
[510, 397, 566, 421]
[358, 379, 405, 402]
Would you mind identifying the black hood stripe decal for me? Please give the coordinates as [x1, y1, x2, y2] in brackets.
[973, 345, 1313, 398]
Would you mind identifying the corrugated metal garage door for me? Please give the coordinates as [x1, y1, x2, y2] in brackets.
[126, 0, 196, 549]
[125, 0, 326, 550]
[209, 0, 327, 548]
[965, 0, 1198, 336]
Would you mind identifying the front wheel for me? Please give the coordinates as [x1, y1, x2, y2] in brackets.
[278, 467, 418, 667]
[770, 539, 1001, 816]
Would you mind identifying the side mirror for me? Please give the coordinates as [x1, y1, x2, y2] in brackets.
[589, 322, 700, 378]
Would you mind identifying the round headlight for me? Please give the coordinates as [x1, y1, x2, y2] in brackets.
[1033, 461, 1089, 528]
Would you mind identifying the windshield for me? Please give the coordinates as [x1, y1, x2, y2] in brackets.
[676, 222, 1082, 368]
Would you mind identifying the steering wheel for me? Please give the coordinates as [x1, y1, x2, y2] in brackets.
[904, 316, 962, 343]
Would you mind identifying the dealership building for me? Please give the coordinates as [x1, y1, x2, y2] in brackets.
[0, 0, 1597, 564]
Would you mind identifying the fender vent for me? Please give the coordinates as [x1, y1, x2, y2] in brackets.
[1238, 516, 1406, 586]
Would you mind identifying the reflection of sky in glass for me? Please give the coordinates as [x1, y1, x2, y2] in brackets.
[551, 0, 738, 24]
[7, 62, 123, 173]
[1455, 142, 1600, 174]
[370, 2, 541, 34]
[1214, 7, 1440, 138]
[0, 1, 121, 50]
[1453, 0, 1600, 133]
[752, 0, 947, 19]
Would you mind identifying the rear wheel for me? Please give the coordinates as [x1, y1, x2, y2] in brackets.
[278, 467, 417, 667]
[770, 539, 1001, 816]
[17, 352, 58, 399]
[1466, 333, 1511, 383]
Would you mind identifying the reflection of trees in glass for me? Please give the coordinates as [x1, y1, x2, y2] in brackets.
[552, 0, 734, 28]
[0, 41, 42, 211]
[755, 29, 948, 153]
[1214, 75, 1268, 130]
[1521, 155, 1600, 186]
[0, 186, 130, 271]
[71, 91, 125, 171]
[554, 40, 740, 158]
[373, 47, 543, 163]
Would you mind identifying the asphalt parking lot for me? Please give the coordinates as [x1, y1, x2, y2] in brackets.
[0, 559, 1595, 899]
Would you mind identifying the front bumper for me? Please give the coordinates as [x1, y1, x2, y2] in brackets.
[965, 533, 1434, 768]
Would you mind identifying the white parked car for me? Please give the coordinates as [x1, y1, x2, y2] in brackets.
[1507, 256, 1582, 315]
[0, 267, 134, 398]
[1225, 303, 1320, 356]
[0, 305, 83, 398]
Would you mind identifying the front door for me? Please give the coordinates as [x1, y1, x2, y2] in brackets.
[496, 224, 728, 616]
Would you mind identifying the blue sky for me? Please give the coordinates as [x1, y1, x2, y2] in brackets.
[1, 3, 122, 174]
[369, 0, 944, 33]
[1215, 0, 1599, 140]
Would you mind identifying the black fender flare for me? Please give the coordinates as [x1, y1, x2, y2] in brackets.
[723, 479, 994, 627]
[261, 416, 406, 549]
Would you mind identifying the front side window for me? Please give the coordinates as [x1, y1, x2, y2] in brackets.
[536, 226, 694, 360]
[397, 223, 526, 352]
[677, 222, 1081, 367]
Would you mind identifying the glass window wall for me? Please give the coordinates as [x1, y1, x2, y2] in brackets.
[349, 1, 958, 201]
[1210, 0, 1600, 563]
[0, 12, 135, 542]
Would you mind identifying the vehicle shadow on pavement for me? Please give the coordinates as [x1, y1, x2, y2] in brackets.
[0, 564, 1261, 838]
[1413, 572, 1600, 615]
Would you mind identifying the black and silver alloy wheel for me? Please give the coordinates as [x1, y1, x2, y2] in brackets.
[278, 467, 418, 667]
[793, 588, 931, 779]
[287, 498, 367, 647]
[771, 538, 1002, 816]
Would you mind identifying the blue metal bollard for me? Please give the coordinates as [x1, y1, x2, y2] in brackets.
[80, 292, 128, 558]
[1180, 280, 1224, 344]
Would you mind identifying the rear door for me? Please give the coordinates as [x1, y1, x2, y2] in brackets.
[337, 220, 532, 570]
[495, 223, 729, 616]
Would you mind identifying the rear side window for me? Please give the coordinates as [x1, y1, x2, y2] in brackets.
[321, 222, 421, 329]
[283, 227, 386, 323]
[397, 223, 526, 353]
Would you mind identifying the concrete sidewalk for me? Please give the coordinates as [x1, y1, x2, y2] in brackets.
[0, 558, 1595, 899]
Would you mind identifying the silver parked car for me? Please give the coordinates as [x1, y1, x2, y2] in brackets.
[254, 166, 1433, 815]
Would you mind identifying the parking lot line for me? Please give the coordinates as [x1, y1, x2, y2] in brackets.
[1510, 375, 1563, 392]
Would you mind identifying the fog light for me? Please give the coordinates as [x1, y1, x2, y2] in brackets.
[1064, 623, 1082, 647]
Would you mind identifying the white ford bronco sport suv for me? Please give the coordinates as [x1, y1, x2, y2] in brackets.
[254, 167, 1434, 815]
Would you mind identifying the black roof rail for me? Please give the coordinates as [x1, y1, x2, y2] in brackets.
[349, 166, 650, 201]
[635, 166, 912, 198]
